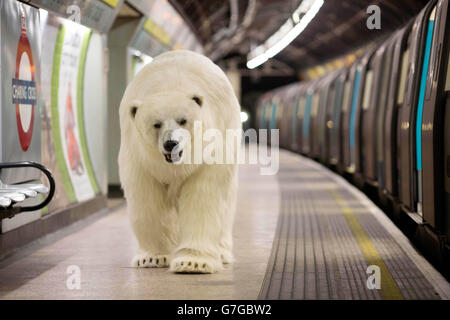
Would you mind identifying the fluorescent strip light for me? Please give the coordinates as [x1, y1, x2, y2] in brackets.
[246, 0, 324, 69]
[247, 53, 269, 69]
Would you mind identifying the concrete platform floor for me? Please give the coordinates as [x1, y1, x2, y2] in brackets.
[0, 160, 280, 299]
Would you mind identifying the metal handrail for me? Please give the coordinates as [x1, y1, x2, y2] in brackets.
[0, 162, 55, 219]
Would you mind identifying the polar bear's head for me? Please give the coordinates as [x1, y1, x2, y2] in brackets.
[126, 92, 202, 164]
[119, 50, 241, 168]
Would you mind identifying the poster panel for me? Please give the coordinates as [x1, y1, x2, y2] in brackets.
[50, 22, 97, 202]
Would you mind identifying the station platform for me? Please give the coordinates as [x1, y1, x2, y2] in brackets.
[0, 149, 449, 300]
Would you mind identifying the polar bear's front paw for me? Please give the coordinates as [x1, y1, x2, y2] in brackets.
[170, 254, 222, 274]
[132, 253, 170, 268]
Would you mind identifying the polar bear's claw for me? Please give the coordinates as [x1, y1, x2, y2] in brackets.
[170, 255, 222, 274]
[132, 253, 170, 268]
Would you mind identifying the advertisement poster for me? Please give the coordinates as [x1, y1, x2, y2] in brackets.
[51, 22, 98, 203]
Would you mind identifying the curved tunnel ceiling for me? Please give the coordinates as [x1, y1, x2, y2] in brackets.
[168, 0, 429, 73]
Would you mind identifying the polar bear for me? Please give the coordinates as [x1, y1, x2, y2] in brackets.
[118, 50, 241, 273]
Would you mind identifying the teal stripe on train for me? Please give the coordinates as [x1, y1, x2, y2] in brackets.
[416, 19, 435, 171]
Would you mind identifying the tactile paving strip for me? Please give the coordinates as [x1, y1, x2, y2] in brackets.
[259, 160, 441, 300]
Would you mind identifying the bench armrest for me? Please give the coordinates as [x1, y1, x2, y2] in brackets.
[0, 162, 55, 219]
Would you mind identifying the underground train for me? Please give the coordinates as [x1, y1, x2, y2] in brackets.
[256, 0, 450, 267]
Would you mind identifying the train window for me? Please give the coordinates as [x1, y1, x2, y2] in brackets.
[426, 7, 437, 100]
[362, 70, 373, 110]
[397, 49, 410, 104]
[342, 80, 351, 111]
[311, 93, 320, 116]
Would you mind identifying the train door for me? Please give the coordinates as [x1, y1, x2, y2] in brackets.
[290, 87, 301, 152]
[275, 98, 285, 147]
[384, 25, 411, 199]
[280, 94, 289, 149]
[295, 87, 306, 154]
[398, 0, 437, 214]
[342, 65, 356, 172]
[375, 39, 396, 191]
[302, 85, 314, 155]
[352, 48, 377, 180]
[323, 76, 337, 165]
[268, 98, 278, 146]
[317, 80, 329, 162]
[376, 31, 404, 198]
[330, 69, 348, 168]
[285, 87, 296, 150]
[420, 0, 449, 230]
[256, 96, 269, 146]
[309, 88, 321, 159]
[286, 86, 299, 151]
[361, 39, 390, 186]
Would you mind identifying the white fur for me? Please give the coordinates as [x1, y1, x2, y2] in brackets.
[118, 50, 241, 273]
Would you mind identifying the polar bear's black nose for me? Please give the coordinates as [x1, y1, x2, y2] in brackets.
[163, 140, 178, 152]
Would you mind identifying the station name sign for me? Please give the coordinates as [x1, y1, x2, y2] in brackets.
[12, 78, 37, 105]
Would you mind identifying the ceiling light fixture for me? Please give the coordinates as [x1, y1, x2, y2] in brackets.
[246, 0, 324, 69]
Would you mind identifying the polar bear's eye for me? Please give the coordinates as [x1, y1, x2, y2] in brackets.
[130, 106, 138, 118]
[191, 95, 203, 107]
[178, 118, 187, 126]
[154, 122, 162, 129]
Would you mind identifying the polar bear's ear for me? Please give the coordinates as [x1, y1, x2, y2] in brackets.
[130, 106, 138, 119]
[191, 95, 203, 107]
[130, 100, 142, 119]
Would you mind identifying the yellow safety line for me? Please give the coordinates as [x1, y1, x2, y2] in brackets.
[330, 190, 403, 300]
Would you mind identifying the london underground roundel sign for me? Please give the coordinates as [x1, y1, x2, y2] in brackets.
[12, 13, 37, 151]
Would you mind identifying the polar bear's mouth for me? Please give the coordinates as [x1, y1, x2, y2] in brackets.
[164, 150, 183, 163]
